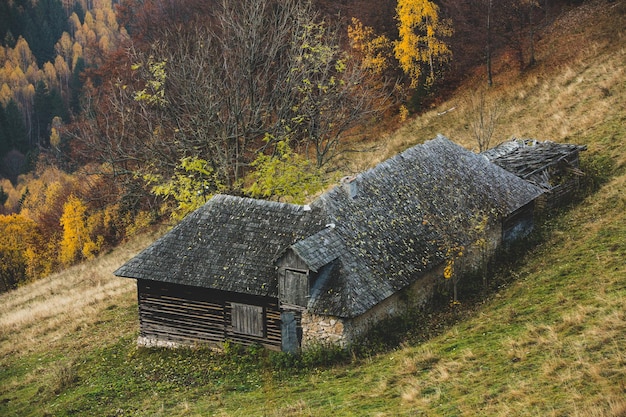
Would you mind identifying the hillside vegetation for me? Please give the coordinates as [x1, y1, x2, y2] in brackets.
[1, 0, 625, 415]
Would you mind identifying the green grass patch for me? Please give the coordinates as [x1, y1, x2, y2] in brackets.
[2, 2, 626, 415]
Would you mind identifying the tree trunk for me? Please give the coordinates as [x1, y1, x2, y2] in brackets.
[528, 10, 536, 67]
[486, 0, 493, 86]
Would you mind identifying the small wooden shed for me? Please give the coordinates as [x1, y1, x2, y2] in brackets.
[115, 135, 544, 351]
[482, 138, 587, 209]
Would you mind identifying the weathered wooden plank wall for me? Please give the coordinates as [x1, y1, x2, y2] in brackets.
[137, 280, 282, 350]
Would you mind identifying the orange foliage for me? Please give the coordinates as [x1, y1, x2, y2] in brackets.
[19, 166, 76, 237]
[2, 161, 134, 280]
[0, 178, 22, 213]
[348, 18, 393, 76]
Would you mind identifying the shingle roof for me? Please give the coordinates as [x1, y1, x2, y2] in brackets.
[115, 135, 544, 318]
[482, 138, 587, 189]
[290, 226, 343, 272]
[304, 135, 543, 317]
[114, 195, 326, 297]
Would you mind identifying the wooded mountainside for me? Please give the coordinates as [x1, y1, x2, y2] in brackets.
[0, 0, 593, 292]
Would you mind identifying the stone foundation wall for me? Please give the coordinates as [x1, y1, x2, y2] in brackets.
[458, 223, 502, 273]
[300, 223, 504, 350]
[137, 335, 225, 351]
[300, 266, 445, 348]
[137, 335, 187, 348]
[300, 313, 346, 347]
[344, 266, 444, 343]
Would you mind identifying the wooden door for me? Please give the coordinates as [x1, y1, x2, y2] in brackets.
[281, 311, 302, 353]
[279, 269, 309, 307]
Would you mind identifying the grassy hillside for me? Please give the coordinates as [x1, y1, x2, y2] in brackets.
[1, 1, 625, 415]
[343, 0, 626, 172]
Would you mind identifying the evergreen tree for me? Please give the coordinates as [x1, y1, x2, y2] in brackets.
[33, 81, 68, 148]
[70, 57, 86, 114]
[3, 0, 24, 48]
[34, 81, 51, 146]
[0, 105, 8, 158]
[0, 2, 10, 45]
[0, 186, 7, 206]
[3, 100, 28, 154]
[0, 0, 68, 65]
[27, 0, 68, 65]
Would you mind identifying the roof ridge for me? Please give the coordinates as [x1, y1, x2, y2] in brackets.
[211, 193, 309, 211]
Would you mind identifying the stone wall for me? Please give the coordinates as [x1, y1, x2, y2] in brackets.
[137, 335, 188, 348]
[299, 222, 505, 350]
[458, 222, 502, 273]
[300, 313, 346, 347]
[300, 266, 445, 348]
[344, 266, 445, 343]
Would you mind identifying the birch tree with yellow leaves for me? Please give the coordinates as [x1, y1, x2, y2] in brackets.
[394, 0, 453, 88]
[59, 195, 100, 266]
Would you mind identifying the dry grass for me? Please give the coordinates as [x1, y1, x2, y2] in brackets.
[0, 229, 162, 357]
[269, 399, 314, 417]
[1, 1, 625, 416]
[341, 0, 626, 171]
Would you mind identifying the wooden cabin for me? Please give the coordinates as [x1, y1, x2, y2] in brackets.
[115, 136, 545, 352]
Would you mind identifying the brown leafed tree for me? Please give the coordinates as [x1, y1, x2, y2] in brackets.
[465, 89, 502, 152]
[69, 0, 393, 207]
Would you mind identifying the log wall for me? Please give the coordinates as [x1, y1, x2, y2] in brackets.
[137, 280, 282, 350]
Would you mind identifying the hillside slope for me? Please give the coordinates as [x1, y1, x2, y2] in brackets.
[1, 1, 625, 415]
[342, 0, 626, 172]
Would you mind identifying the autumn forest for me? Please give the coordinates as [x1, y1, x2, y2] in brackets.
[0, 0, 582, 292]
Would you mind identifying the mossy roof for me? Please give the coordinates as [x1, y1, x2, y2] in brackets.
[115, 135, 544, 318]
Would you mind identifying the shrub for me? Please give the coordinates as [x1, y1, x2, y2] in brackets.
[578, 153, 616, 195]
[51, 360, 78, 395]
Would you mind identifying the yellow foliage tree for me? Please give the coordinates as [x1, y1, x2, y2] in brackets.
[0, 214, 41, 291]
[245, 138, 326, 204]
[13, 37, 35, 72]
[443, 244, 464, 304]
[55, 32, 73, 63]
[71, 42, 83, 71]
[394, 0, 453, 88]
[69, 3, 124, 68]
[43, 62, 58, 90]
[147, 156, 225, 220]
[50, 116, 63, 148]
[0, 83, 11, 106]
[82, 210, 105, 259]
[54, 55, 71, 93]
[20, 166, 73, 232]
[441, 212, 491, 305]
[347, 18, 393, 75]
[69, 12, 82, 35]
[59, 195, 94, 266]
